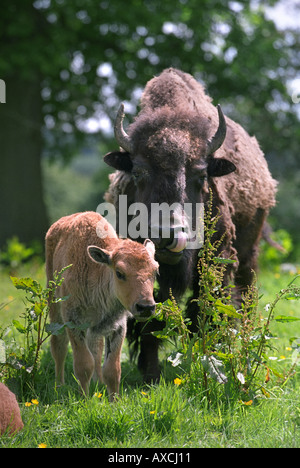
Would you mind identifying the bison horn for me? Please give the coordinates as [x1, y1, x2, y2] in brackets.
[206, 104, 227, 155]
[114, 103, 133, 153]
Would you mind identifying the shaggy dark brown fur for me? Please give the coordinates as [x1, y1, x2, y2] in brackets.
[104, 68, 277, 381]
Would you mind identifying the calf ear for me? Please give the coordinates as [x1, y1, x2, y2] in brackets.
[143, 239, 156, 257]
[104, 151, 133, 172]
[207, 157, 236, 177]
[87, 246, 112, 265]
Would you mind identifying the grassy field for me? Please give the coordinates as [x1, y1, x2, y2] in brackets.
[1, 260, 300, 448]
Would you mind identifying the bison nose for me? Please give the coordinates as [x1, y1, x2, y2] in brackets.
[134, 302, 156, 321]
[165, 229, 188, 252]
[150, 226, 172, 249]
[151, 226, 188, 252]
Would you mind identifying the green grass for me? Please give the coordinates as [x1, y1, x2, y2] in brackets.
[1, 262, 300, 448]
[2, 373, 300, 448]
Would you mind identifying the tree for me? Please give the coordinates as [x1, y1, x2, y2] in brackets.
[0, 0, 299, 246]
[0, 75, 48, 246]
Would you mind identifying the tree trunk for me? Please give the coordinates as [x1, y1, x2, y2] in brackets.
[0, 76, 49, 248]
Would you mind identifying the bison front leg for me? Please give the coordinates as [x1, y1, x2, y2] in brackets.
[234, 207, 267, 303]
[138, 333, 160, 383]
[102, 323, 126, 402]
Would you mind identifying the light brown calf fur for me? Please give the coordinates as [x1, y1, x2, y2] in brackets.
[46, 211, 158, 400]
[0, 383, 23, 436]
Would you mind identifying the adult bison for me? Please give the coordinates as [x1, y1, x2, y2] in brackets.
[103, 68, 277, 382]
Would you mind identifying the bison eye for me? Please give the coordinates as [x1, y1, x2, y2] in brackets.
[189, 166, 208, 189]
[194, 175, 207, 188]
[116, 269, 126, 281]
[132, 166, 149, 183]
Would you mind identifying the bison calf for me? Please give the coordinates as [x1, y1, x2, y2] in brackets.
[0, 383, 23, 436]
[46, 212, 158, 400]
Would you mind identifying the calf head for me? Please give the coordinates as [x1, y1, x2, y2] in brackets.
[87, 239, 158, 321]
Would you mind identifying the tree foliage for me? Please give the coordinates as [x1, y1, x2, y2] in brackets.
[1, 0, 299, 243]
[1, 0, 299, 156]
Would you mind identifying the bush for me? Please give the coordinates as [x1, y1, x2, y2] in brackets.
[153, 199, 300, 405]
[0, 237, 41, 272]
[0, 266, 71, 397]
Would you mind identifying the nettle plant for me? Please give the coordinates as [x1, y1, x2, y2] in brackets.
[0, 266, 72, 395]
[154, 200, 300, 404]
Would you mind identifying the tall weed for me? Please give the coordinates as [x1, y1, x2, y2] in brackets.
[153, 197, 300, 405]
[0, 266, 71, 397]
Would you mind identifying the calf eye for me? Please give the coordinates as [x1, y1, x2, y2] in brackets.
[116, 270, 126, 281]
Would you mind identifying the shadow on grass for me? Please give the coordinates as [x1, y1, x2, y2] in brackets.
[30, 342, 178, 405]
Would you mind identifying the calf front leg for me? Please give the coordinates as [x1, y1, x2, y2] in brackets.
[50, 302, 69, 386]
[102, 322, 126, 402]
[87, 328, 104, 384]
[68, 328, 94, 396]
[51, 331, 69, 386]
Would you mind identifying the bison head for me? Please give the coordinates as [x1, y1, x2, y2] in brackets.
[104, 103, 236, 266]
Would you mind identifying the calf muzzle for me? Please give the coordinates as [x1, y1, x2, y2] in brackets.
[133, 302, 156, 322]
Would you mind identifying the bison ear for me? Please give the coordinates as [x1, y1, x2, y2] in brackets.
[87, 246, 112, 265]
[104, 151, 133, 172]
[207, 158, 236, 178]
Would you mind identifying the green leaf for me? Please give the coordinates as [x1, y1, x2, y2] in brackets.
[274, 315, 300, 323]
[45, 322, 66, 336]
[214, 299, 241, 318]
[213, 257, 237, 264]
[268, 366, 284, 379]
[45, 321, 90, 336]
[214, 351, 234, 361]
[33, 301, 46, 316]
[289, 336, 300, 346]
[260, 386, 271, 398]
[12, 319, 26, 334]
[52, 295, 70, 304]
[285, 292, 300, 300]
[10, 276, 42, 294]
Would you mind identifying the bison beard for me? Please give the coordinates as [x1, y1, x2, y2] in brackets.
[104, 68, 277, 382]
